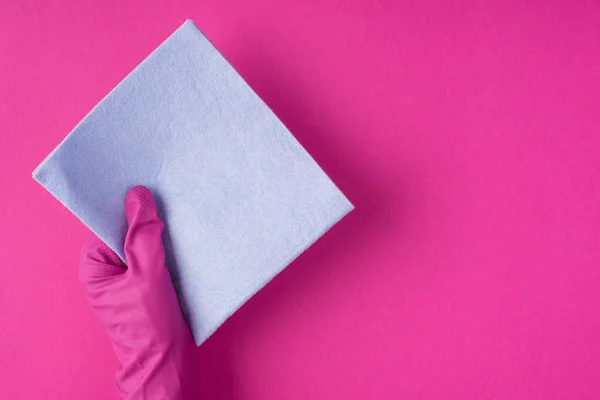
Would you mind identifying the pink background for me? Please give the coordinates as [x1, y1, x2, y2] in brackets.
[1, 1, 600, 399]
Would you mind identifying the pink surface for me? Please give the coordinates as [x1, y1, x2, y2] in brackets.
[1, 1, 599, 399]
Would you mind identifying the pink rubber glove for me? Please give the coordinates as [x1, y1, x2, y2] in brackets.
[79, 186, 196, 399]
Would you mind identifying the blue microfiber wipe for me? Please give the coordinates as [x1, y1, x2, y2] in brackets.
[33, 20, 353, 345]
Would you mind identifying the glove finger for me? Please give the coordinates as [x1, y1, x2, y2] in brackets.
[123, 186, 166, 276]
[79, 234, 127, 295]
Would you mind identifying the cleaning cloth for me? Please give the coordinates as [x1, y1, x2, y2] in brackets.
[33, 20, 353, 345]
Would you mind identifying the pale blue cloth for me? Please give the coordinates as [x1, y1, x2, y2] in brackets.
[33, 20, 353, 345]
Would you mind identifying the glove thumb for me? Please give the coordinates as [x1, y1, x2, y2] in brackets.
[123, 186, 166, 276]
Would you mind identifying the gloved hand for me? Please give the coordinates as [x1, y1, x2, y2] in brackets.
[79, 186, 196, 399]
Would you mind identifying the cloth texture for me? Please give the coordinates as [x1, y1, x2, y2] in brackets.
[33, 20, 353, 345]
